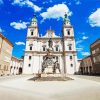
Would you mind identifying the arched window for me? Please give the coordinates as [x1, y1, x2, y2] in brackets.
[43, 45, 46, 51]
[31, 31, 34, 35]
[68, 30, 70, 35]
[43, 47, 45, 51]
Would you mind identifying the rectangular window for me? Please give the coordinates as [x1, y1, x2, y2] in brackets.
[70, 56, 72, 60]
[71, 64, 73, 67]
[29, 56, 31, 60]
[6, 66, 8, 71]
[92, 50, 95, 54]
[30, 46, 32, 50]
[56, 56, 58, 61]
[69, 46, 72, 50]
[56, 46, 59, 51]
[43, 47, 45, 51]
[4, 65, 6, 71]
[28, 64, 31, 67]
[93, 57, 96, 63]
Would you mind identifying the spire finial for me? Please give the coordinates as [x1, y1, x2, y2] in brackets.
[31, 14, 37, 22]
[33, 14, 36, 18]
[64, 12, 67, 19]
[64, 12, 70, 23]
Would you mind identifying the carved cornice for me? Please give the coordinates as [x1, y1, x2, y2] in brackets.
[27, 37, 38, 39]
[25, 50, 77, 54]
[27, 37, 62, 40]
[63, 36, 74, 39]
[27, 36, 74, 40]
[63, 51, 77, 54]
[63, 26, 73, 28]
[28, 26, 37, 28]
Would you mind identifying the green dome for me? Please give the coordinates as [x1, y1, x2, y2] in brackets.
[31, 14, 37, 22]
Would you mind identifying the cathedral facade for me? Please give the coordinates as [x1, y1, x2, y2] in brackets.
[23, 14, 78, 75]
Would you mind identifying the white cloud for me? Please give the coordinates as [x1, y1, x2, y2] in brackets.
[76, 47, 83, 51]
[33, 4, 41, 12]
[82, 36, 88, 40]
[81, 52, 90, 56]
[0, 0, 3, 5]
[12, 0, 42, 12]
[76, 32, 89, 45]
[15, 41, 25, 45]
[40, 4, 72, 20]
[76, 36, 88, 45]
[88, 8, 100, 27]
[76, 40, 83, 45]
[0, 27, 3, 32]
[10, 21, 29, 30]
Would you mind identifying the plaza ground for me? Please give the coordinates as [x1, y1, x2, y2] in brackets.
[0, 75, 100, 100]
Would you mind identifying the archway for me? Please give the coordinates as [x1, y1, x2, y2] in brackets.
[19, 67, 22, 74]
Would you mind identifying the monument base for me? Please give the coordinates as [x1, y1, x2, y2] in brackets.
[41, 73, 62, 77]
[44, 66, 53, 74]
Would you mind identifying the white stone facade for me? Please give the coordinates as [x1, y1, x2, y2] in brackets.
[10, 56, 23, 75]
[23, 14, 78, 75]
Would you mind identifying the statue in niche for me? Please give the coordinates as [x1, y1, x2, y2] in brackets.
[48, 38, 53, 48]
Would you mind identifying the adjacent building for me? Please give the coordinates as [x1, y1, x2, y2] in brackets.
[10, 56, 23, 75]
[23, 13, 78, 76]
[79, 56, 93, 74]
[0, 33, 13, 76]
[90, 39, 100, 74]
[79, 39, 100, 75]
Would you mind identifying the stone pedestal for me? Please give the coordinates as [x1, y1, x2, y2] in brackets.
[41, 73, 62, 77]
[44, 66, 53, 74]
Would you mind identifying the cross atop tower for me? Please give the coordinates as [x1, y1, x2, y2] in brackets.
[64, 12, 68, 19]
[31, 14, 37, 22]
[63, 12, 71, 26]
[30, 13, 38, 27]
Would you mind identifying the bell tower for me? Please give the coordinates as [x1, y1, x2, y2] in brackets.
[27, 14, 39, 37]
[23, 14, 39, 74]
[62, 13, 78, 75]
[63, 13, 74, 37]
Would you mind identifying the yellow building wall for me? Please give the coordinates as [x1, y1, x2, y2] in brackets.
[0, 38, 13, 76]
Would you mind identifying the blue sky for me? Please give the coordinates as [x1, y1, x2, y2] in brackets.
[0, 0, 100, 59]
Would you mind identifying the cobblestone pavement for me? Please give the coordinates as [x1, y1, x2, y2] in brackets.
[72, 75, 100, 82]
[0, 75, 100, 100]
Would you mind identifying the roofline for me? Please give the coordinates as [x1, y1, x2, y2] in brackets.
[90, 38, 100, 47]
[0, 33, 13, 47]
[82, 55, 91, 60]
[12, 56, 24, 61]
